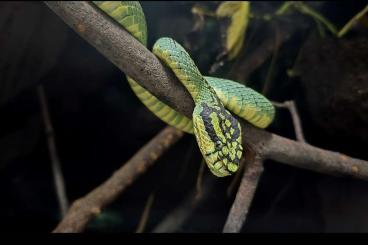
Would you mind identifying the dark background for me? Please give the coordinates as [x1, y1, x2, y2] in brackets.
[0, 1, 367, 232]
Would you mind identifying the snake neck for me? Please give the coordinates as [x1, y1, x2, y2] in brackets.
[196, 85, 223, 106]
[152, 37, 219, 105]
[180, 74, 220, 106]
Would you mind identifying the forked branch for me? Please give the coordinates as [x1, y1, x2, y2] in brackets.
[45, 0, 368, 181]
[45, 1, 368, 233]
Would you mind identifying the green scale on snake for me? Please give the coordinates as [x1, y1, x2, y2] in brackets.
[93, 1, 275, 177]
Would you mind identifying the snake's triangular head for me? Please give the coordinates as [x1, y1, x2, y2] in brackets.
[192, 102, 243, 177]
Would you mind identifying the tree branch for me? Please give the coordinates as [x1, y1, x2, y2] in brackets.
[45, 1, 368, 182]
[284, 141, 365, 175]
[45, 1, 194, 118]
[37, 85, 69, 217]
[52, 126, 183, 233]
[223, 157, 264, 233]
[135, 192, 155, 233]
[273, 100, 306, 143]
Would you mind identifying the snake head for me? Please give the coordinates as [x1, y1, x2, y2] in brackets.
[192, 102, 243, 177]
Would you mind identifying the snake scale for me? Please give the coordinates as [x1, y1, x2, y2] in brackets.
[92, 1, 275, 177]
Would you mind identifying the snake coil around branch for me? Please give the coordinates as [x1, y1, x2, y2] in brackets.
[92, 1, 275, 177]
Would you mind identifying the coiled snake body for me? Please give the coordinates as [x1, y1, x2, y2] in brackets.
[93, 1, 275, 177]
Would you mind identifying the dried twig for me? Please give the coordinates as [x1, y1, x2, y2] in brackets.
[135, 192, 156, 233]
[37, 85, 69, 217]
[223, 157, 264, 233]
[52, 126, 183, 233]
[273, 100, 306, 143]
[152, 173, 216, 233]
[195, 159, 206, 200]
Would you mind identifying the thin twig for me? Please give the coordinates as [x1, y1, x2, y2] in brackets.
[195, 159, 206, 201]
[222, 157, 264, 232]
[275, 2, 294, 16]
[135, 192, 155, 233]
[52, 126, 183, 233]
[152, 173, 216, 233]
[37, 85, 69, 217]
[294, 2, 338, 35]
[337, 4, 368, 38]
[273, 100, 306, 143]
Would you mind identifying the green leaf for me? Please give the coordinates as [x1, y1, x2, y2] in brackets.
[216, 1, 250, 60]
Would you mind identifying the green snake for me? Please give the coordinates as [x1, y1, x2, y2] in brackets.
[92, 1, 275, 177]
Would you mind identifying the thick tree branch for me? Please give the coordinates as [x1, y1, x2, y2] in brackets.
[52, 126, 183, 233]
[45, 1, 194, 118]
[262, 134, 367, 178]
[45, 1, 368, 182]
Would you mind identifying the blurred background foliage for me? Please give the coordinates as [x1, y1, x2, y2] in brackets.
[0, 1, 367, 232]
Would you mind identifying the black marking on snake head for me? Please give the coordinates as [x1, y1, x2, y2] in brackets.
[200, 103, 240, 141]
[200, 102, 242, 171]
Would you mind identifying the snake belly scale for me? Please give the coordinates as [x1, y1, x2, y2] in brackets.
[92, 1, 275, 177]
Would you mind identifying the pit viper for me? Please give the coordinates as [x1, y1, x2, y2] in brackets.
[92, 1, 275, 177]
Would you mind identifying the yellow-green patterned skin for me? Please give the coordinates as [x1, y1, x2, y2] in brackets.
[92, 1, 275, 177]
